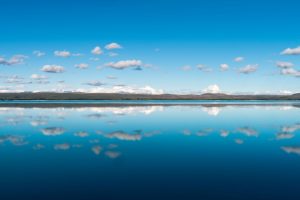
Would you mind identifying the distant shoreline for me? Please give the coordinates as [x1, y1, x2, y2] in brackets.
[0, 92, 300, 101]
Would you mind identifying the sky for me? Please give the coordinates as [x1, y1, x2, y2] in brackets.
[1, 0, 300, 94]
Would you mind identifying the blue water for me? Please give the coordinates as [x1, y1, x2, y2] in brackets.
[1, 102, 300, 199]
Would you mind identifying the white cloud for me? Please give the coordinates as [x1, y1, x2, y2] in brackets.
[220, 63, 229, 71]
[276, 61, 294, 68]
[5, 75, 31, 84]
[181, 65, 192, 71]
[0, 55, 27, 65]
[281, 68, 300, 77]
[41, 65, 65, 73]
[105, 42, 122, 50]
[33, 50, 45, 57]
[75, 63, 88, 69]
[279, 90, 293, 95]
[31, 74, 48, 80]
[197, 64, 212, 72]
[203, 84, 221, 94]
[85, 80, 104, 86]
[281, 46, 300, 55]
[239, 64, 258, 74]
[105, 59, 143, 70]
[75, 85, 164, 95]
[234, 57, 244, 62]
[54, 50, 71, 57]
[91, 46, 103, 55]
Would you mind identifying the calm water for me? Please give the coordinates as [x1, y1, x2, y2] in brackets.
[1, 102, 300, 199]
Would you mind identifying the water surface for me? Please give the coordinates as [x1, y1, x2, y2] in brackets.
[1, 102, 300, 199]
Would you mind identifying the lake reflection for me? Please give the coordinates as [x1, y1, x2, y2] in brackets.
[1, 104, 300, 199]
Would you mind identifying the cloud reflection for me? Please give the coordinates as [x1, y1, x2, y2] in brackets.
[41, 127, 65, 136]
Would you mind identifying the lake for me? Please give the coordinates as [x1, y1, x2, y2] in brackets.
[1, 101, 300, 200]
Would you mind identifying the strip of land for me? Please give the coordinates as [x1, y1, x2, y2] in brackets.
[0, 92, 300, 100]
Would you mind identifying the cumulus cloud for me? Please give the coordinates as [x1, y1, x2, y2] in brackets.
[276, 61, 294, 68]
[41, 127, 65, 136]
[5, 75, 32, 84]
[91, 46, 103, 55]
[234, 57, 244, 62]
[105, 42, 122, 50]
[280, 68, 300, 77]
[202, 84, 221, 94]
[220, 63, 229, 71]
[0, 55, 27, 65]
[33, 50, 45, 57]
[75, 85, 164, 95]
[41, 65, 65, 73]
[281, 46, 300, 55]
[239, 64, 258, 74]
[75, 63, 89, 69]
[54, 50, 71, 57]
[84, 80, 104, 86]
[197, 64, 212, 72]
[31, 74, 48, 80]
[105, 59, 143, 70]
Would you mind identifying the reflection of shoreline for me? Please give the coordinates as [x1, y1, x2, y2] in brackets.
[0, 102, 300, 108]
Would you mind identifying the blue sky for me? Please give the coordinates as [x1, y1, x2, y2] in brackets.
[1, 0, 300, 94]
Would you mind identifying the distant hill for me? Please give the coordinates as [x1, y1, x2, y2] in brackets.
[0, 92, 299, 100]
